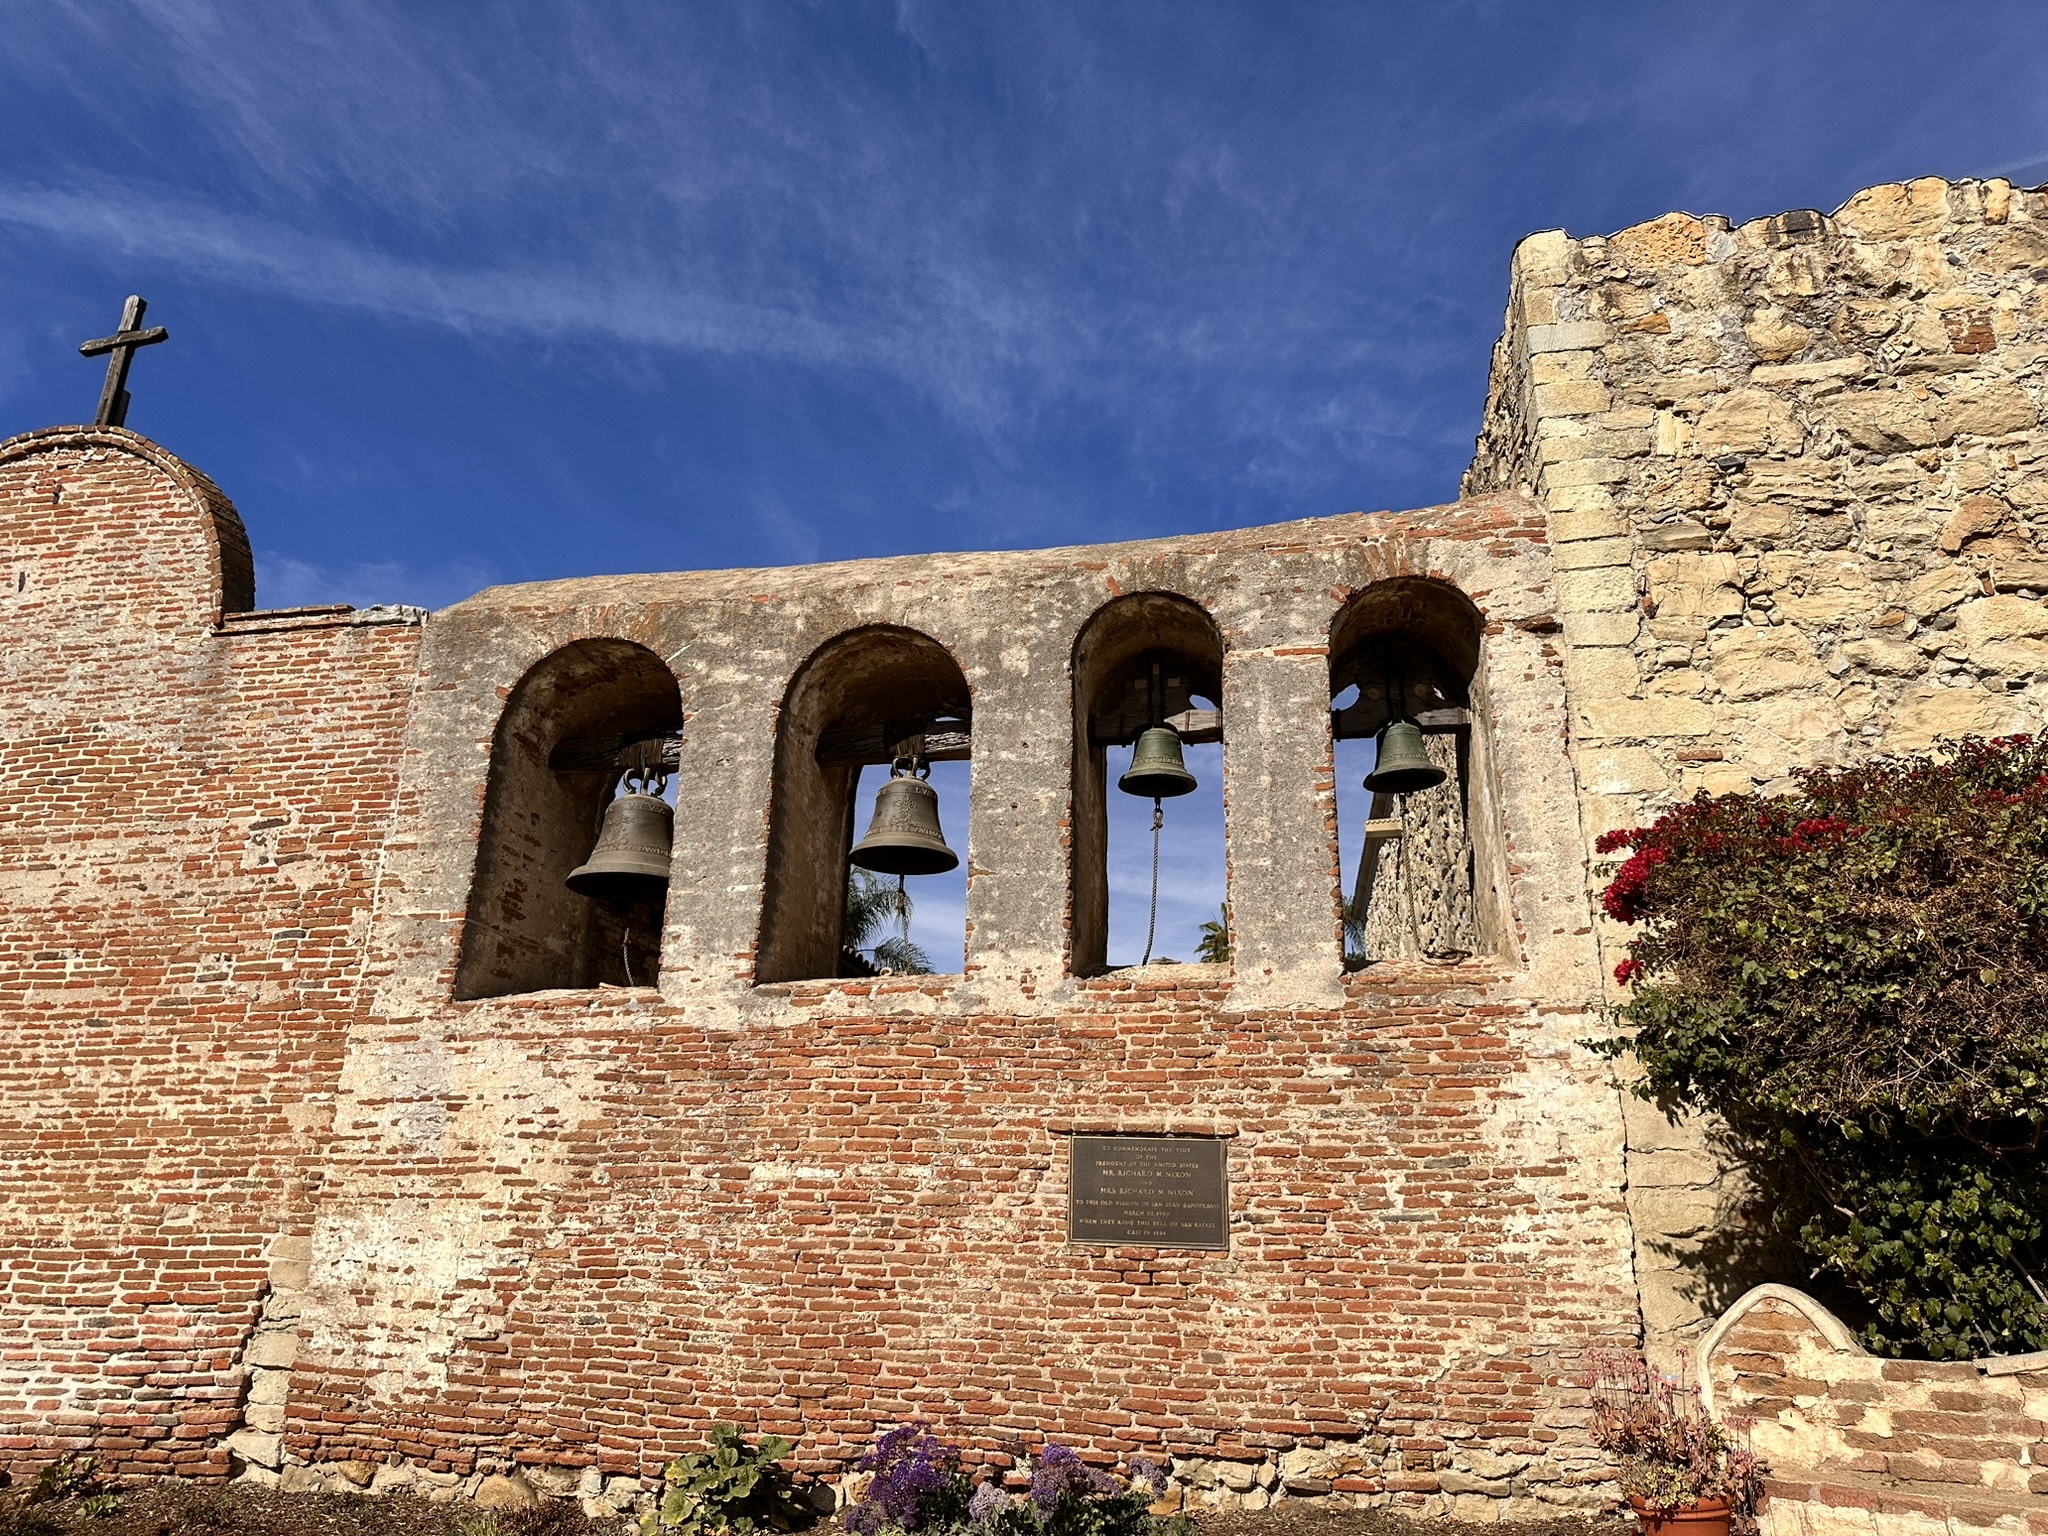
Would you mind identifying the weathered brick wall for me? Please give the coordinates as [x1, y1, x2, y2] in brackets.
[0, 427, 421, 1478]
[1464, 176, 2048, 1355]
[1701, 1286, 2048, 1535]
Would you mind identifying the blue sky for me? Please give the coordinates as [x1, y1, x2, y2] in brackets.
[6, 2, 2047, 965]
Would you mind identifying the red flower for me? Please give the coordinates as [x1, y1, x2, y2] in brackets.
[1614, 959, 1643, 986]
[1601, 846, 1668, 924]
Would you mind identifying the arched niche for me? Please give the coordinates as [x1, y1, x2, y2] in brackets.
[455, 638, 682, 1000]
[1329, 577, 1502, 966]
[756, 626, 972, 984]
[1069, 592, 1225, 975]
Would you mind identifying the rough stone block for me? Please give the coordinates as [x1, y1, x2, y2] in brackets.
[1555, 565, 1639, 612]
[1992, 558, 2048, 592]
[225, 1429, 282, 1470]
[1907, 564, 1983, 618]
[1549, 509, 1628, 543]
[476, 1473, 539, 1512]
[1938, 494, 2008, 553]
[1526, 320, 1613, 354]
[243, 1332, 298, 1368]
[1577, 747, 1671, 795]
[1533, 381, 1613, 417]
[1744, 307, 1814, 362]
[1955, 594, 2048, 647]
[1834, 390, 1944, 452]
[1709, 626, 1822, 701]
[1553, 536, 1633, 571]
[1697, 388, 1804, 456]
[1609, 211, 1709, 268]
[1751, 355, 1871, 386]
[1574, 696, 1716, 739]
[1887, 683, 2033, 752]
[1939, 382, 2041, 440]
[1836, 177, 1953, 240]
[1646, 553, 1743, 621]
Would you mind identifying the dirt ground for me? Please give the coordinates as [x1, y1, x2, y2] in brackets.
[1, 1484, 1631, 1536]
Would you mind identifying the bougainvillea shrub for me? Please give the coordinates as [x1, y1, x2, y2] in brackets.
[1592, 735, 2048, 1359]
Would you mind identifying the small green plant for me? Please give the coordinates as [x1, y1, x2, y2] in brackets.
[28, 1456, 99, 1505]
[641, 1424, 813, 1536]
[0, 1455, 111, 1536]
[453, 1516, 506, 1536]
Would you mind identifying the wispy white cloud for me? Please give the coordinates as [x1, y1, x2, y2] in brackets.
[255, 548, 499, 612]
[1, 1, 1452, 490]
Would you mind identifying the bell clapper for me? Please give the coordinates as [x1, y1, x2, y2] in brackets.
[1140, 795, 1163, 967]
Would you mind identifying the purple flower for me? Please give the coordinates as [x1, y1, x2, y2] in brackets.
[853, 1424, 957, 1533]
[1029, 1445, 1117, 1514]
[1128, 1458, 1167, 1495]
[967, 1482, 1007, 1523]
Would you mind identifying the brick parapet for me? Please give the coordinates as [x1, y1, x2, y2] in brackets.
[0, 430, 421, 1478]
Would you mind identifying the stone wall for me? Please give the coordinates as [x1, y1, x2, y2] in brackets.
[1464, 175, 2048, 1355]
[1701, 1286, 2048, 1536]
[0, 428, 422, 1477]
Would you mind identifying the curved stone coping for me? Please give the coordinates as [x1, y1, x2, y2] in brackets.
[1698, 1283, 1864, 1415]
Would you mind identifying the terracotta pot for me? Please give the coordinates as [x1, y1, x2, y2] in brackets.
[1628, 1495, 1733, 1535]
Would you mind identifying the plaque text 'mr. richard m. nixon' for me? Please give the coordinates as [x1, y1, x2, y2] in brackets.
[1067, 1135, 1229, 1250]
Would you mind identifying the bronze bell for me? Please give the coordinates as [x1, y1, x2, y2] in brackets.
[850, 766, 959, 876]
[1117, 725, 1199, 799]
[1363, 720, 1446, 795]
[566, 787, 674, 899]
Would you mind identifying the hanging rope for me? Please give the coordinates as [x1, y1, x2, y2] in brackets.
[1140, 797, 1163, 966]
[621, 926, 635, 989]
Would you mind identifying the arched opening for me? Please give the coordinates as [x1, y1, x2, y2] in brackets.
[455, 638, 683, 1000]
[1070, 593, 1226, 975]
[757, 626, 971, 984]
[1330, 579, 1490, 968]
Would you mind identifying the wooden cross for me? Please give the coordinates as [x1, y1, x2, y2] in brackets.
[78, 295, 169, 428]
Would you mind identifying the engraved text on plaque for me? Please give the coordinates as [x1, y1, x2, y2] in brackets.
[1067, 1135, 1228, 1250]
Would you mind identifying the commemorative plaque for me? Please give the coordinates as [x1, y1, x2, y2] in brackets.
[1067, 1135, 1229, 1250]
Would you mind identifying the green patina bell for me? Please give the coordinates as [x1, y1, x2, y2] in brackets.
[566, 788, 674, 899]
[1363, 720, 1445, 795]
[1118, 725, 1199, 799]
[850, 766, 959, 876]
